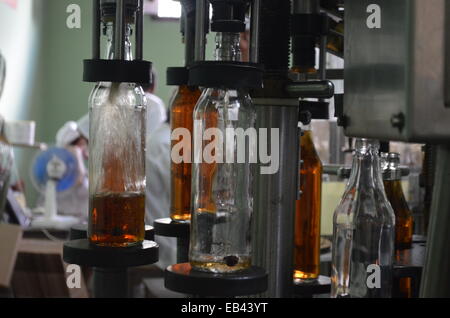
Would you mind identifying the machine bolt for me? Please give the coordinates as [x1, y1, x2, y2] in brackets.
[299, 110, 312, 125]
[391, 113, 405, 131]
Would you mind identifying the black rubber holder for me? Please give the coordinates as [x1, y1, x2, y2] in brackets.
[63, 239, 159, 268]
[299, 101, 330, 120]
[69, 224, 89, 241]
[69, 224, 155, 241]
[293, 276, 331, 297]
[166, 67, 189, 86]
[83, 59, 152, 83]
[165, 263, 268, 297]
[189, 61, 264, 89]
[153, 218, 190, 238]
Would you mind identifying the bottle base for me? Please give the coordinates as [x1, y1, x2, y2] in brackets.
[89, 236, 144, 248]
[293, 270, 319, 283]
[170, 213, 191, 222]
[190, 258, 251, 274]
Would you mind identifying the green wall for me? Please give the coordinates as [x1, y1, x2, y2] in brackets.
[35, 0, 185, 144]
[1, 0, 189, 207]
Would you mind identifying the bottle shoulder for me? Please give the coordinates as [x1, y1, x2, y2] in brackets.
[334, 185, 396, 226]
[194, 88, 254, 113]
[383, 180, 412, 217]
[89, 82, 146, 108]
[300, 131, 322, 166]
[171, 88, 202, 110]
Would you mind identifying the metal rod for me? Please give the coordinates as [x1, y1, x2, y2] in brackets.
[285, 80, 334, 98]
[445, 0, 450, 107]
[135, 0, 144, 60]
[92, 0, 101, 59]
[114, 0, 126, 60]
[292, 0, 319, 14]
[252, 105, 299, 298]
[249, 0, 261, 63]
[183, 0, 197, 66]
[421, 144, 450, 297]
[319, 35, 327, 80]
[93, 267, 128, 298]
[329, 121, 346, 165]
[194, 0, 207, 62]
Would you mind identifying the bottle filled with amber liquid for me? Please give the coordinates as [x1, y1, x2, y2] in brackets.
[382, 152, 414, 298]
[170, 84, 201, 221]
[294, 123, 322, 281]
[88, 7, 146, 247]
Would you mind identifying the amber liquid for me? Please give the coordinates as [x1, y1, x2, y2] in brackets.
[384, 179, 414, 297]
[294, 130, 322, 281]
[290, 66, 317, 75]
[89, 192, 145, 247]
[327, 22, 344, 56]
[384, 180, 413, 251]
[170, 85, 202, 221]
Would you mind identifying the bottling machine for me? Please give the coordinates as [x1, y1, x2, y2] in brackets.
[60, 0, 449, 298]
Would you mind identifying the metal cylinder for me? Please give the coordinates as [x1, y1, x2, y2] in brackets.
[114, 0, 126, 60]
[194, 0, 207, 62]
[285, 80, 335, 98]
[182, 0, 197, 66]
[421, 144, 450, 297]
[292, 0, 320, 14]
[92, 0, 101, 59]
[252, 105, 299, 298]
[135, 0, 143, 60]
[249, 0, 261, 63]
[319, 35, 327, 80]
[93, 267, 128, 298]
[258, 0, 291, 71]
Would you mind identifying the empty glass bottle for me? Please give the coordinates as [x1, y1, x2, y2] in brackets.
[294, 124, 322, 281]
[189, 32, 256, 273]
[331, 139, 395, 298]
[88, 17, 146, 247]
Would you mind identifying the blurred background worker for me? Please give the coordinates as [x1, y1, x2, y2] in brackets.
[141, 70, 167, 135]
[131, 73, 179, 297]
[139, 110, 182, 298]
[143, 70, 175, 270]
[54, 114, 89, 221]
[145, 114, 175, 271]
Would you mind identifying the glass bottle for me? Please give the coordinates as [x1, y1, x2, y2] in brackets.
[381, 153, 413, 250]
[88, 20, 147, 247]
[381, 152, 414, 298]
[331, 139, 395, 298]
[294, 124, 322, 281]
[189, 32, 256, 273]
[327, 22, 344, 57]
[170, 85, 202, 221]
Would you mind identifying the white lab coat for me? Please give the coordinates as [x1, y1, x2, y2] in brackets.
[146, 93, 167, 135]
[145, 122, 176, 270]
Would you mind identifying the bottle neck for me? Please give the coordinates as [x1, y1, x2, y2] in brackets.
[348, 139, 383, 189]
[300, 122, 312, 131]
[104, 22, 133, 61]
[179, 84, 199, 94]
[214, 32, 242, 62]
